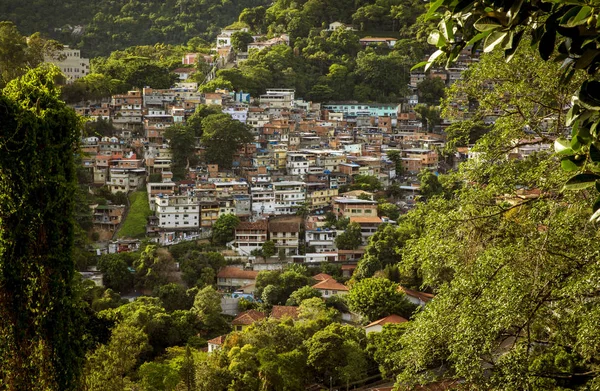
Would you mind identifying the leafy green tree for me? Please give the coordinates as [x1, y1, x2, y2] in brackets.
[377, 202, 400, 221]
[286, 286, 322, 306]
[366, 323, 408, 380]
[179, 251, 225, 287]
[193, 286, 229, 335]
[239, 6, 267, 33]
[155, 283, 194, 312]
[138, 361, 179, 391]
[211, 214, 240, 246]
[354, 222, 418, 281]
[134, 245, 178, 292]
[262, 240, 276, 259]
[335, 221, 362, 250]
[0, 65, 86, 390]
[417, 77, 446, 105]
[201, 114, 254, 169]
[417, 169, 443, 200]
[386, 150, 403, 176]
[231, 31, 254, 52]
[346, 277, 414, 322]
[350, 174, 382, 191]
[186, 104, 222, 137]
[414, 103, 441, 132]
[164, 124, 197, 180]
[83, 324, 149, 391]
[97, 254, 134, 293]
[305, 323, 368, 386]
[198, 77, 234, 93]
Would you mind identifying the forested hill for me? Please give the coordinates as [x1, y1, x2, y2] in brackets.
[0, 0, 270, 57]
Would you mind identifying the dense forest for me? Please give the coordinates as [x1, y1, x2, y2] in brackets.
[0, 0, 270, 57]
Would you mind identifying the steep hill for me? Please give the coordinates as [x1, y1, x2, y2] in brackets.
[0, 0, 270, 57]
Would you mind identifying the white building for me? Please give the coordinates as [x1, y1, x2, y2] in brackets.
[251, 185, 276, 215]
[273, 181, 306, 215]
[45, 46, 90, 84]
[286, 153, 310, 177]
[305, 229, 338, 253]
[155, 194, 200, 229]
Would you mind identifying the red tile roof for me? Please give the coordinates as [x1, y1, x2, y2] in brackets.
[311, 278, 349, 291]
[349, 216, 383, 224]
[398, 286, 435, 303]
[312, 273, 333, 281]
[365, 314, 408, 328]
[270, 305, 299, 320]
[236, 220, 268, 231]
[232, 309, 266, 325]
[217, 266, 259, 280]
[207, 335, 227, 345]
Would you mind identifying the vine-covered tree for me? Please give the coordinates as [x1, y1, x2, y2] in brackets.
[0, 65, 85, 390]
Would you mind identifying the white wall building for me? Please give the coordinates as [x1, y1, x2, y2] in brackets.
[45, 46, 90, 84]
[273, 181, 306, 215]
[155, 195, 200, 229]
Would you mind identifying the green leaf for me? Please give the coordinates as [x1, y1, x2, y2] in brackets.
[425, 50, 444, 71]
[555, 138, 573, 154]
[571, 136, 582, 151]
[441, 19, 454, 41]
[559, 6, 583, 26]
[473, 16, 503, 32]
[574, 49, 600, 70]
[539, 30, 556, 60]
[466, 31, 491, 47]
[483, 31, 508, 53]
[507, 0, 524, 23]
[427, 31, 446, 48]
[425, 0, 444, 20]
[563, 173, 600, 190]
[561, 158, 579, 171]
[410, 61, 428, 71]
[566, 104, 579, 126]
[590, 143, 600, 162]
[578, 80, 600, 110]
[564, 6, 591, 27]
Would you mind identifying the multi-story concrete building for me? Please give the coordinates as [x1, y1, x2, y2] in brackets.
[251, 185, 276, 216]
[45, 46, 90, 83]
[155, 195, 200, 229]
[234, 220, 268, 256]
[273, 181, 306, 215]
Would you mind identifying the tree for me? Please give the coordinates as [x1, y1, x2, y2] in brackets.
[155, 283, 194, 312]
[164, 124, 197, 180]
[231, 31, 254, 52]
[0, 65, 86, 390]
[420, 0, 600, 207]
[138, 361, 180, 391]
[134, 245, 178, 292]
[366, 323, 408, 380]
[417, 77, 446, 105]
[286, 286, 322, 306]
[193, 286, 229, 334]
[200, 114, 254, 169]
[305, 323, 368, 386]
[414, 104, 441, 132]
[386, 150, 403, 176]
[377, 202, 400, 221]
[83, 324, 149, 391]
[335, 221, 362, 250]
[394, 43, 600, 389]
[346, 277, 415, 322]
[417, 169, 443, 200]
[211, 214, 240, 246]
[179, 251, 225, 287]
[239, 6, 267, 33]
[350, 174, 382, 191]
[186, 104, 222, 138]
[198, 77, 234, 93]
[261, 240, 276, 259]
[97, 254, 134, 293]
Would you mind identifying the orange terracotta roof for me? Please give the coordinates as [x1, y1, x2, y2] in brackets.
[365, 314, 408, 328]
[341, 264, 356, 270]
[232, 309, 266, 325]
[349, 216, 383, 224]
[207, 335, 227, 345]
[311, 278, 349, 291]
[270, 305, 299, 320]
[398, 286, 435, 303]
[236, 220, 268, 231]
[312, 273, 333, 281]
[217, 266, 259, 280]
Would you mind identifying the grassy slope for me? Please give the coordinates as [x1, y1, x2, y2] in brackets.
[117, 190, 151, 239]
